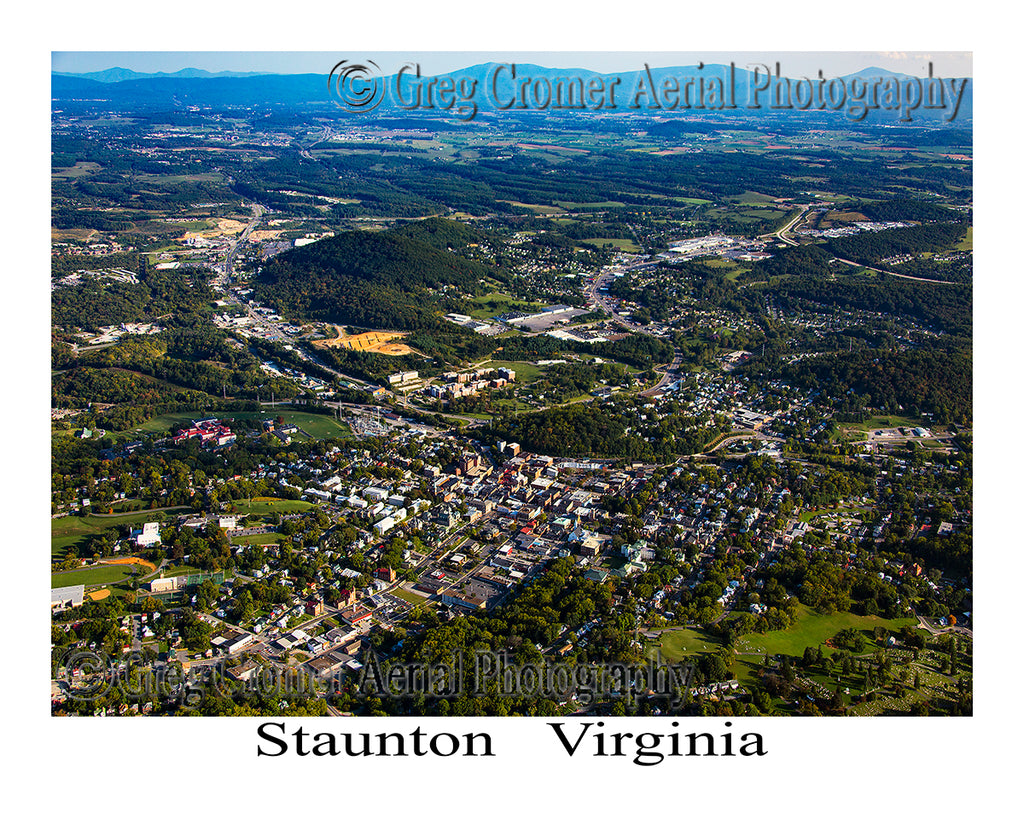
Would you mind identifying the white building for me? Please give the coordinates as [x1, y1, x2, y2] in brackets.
[134, 522, 161, 547]
[52, 585, 84, 610]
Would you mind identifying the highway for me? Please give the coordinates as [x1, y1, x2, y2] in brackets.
[754, 205, 955, 286]
[641, 349, 684, 397]
[759, 203, 811, 247]
[832, 256, 958, 285]
[221, 203, 265, 279]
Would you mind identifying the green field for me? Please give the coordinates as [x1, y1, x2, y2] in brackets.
[798, 505, 868, 523]
[703, 258, 745, 281]
[554, 200, 627, 209]
[52, 161, 102, 179]
[496, 201, 564, 214]
[840, 415, 922, 433]
[727, 191, 778, 205]
[235, 499, 313, 517]
[52, 564, 141, 588]
[152, 565, 205, 578]
[52, 510, 175, 558]
[229, 532, 285, 546]
[486, 360, 543, 383]
[647, 627, 724, 659]
[619, 191, 709, 206]
[955, 226, 973, 251]
[733, 604, 915, 657]
[649, 604, 915, 664]
[468, 292, 548, 320]
[391, 587, 431, 605]
[139, 410, 350, 440]
[135, 172, 224, 185]
[578, 237, 641, 252]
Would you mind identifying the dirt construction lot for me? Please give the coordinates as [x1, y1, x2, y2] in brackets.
[315, 328, 415, 356]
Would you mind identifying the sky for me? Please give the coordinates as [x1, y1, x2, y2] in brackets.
[51, 51, 972, 78]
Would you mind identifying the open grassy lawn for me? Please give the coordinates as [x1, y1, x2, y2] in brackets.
[153, 565, 206, 578]
[391, 587, 431, 605]
[52, 161, 102, 178]
[727, 191, 778, 205]
[733, 604, 915, 657]
[138, 412, 212, 434]
[52, 564, 139, 588]
[578, 237, 641, 252]
[798, 509, 827, 523]
[53, 510, 172, 537]
[646, 604, 915, 678]
[489, 360, 543, 383]
[496, 201, 564, 214]
[135, 172, 225, 185]
[798, 505, 869, 523]
[554, 200, 626, 209]
[956, 226, 973, 251]
[230, 532, 284, 546]
[491, 397, 540, 414]
[52, 510, 173, 557]
[52, 535, 86, 557]
[646, 627, 724, 661]
[468, 292, 548, 320]
[703, 258, 745, 281]
[235, 499, 313, 517]
[840, 414, 922, 433]
[140, 410, 350, 440]
[282, 413, 351, 439]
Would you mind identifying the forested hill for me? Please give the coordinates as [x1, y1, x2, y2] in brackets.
[253, 218, 491, 330]
[387, 217, 490, 250]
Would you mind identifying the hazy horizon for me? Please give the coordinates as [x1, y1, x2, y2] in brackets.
[51, 51, 973, 79]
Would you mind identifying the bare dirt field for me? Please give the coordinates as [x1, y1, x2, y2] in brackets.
[315, 328, 414, 356]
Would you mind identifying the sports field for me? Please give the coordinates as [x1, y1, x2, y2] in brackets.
[51, 563, 142, 588]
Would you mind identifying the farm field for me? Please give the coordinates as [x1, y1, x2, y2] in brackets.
[553, 200, 626, 209]
[495, 200, 564, 214]
[726, 191, 779, 205]
[52, 161, 102, 178]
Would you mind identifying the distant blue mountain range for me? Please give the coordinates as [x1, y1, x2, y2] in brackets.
[53, 67, 271, 82]
[51, 63, 972, 124]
